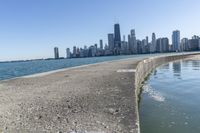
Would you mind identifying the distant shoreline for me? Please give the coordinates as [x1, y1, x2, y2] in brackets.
[1, 51, 199, 63]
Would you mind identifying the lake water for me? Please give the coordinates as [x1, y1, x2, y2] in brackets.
[0, 54, 161, 81]
[140, 59, 200, 133]
[1, 52, 195, 81]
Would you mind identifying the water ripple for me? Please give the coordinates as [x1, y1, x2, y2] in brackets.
[143, 84, 165, 102]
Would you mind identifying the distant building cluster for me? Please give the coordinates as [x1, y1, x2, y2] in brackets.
[54, 24, 200, 59]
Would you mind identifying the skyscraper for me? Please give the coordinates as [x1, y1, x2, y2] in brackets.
[129, 29, 137, 54]
[100, 39, 103, 50]
[108, 33, 114, 52]
[54, 47, 59, 59]
[145, 36, 149, 53]
[141, 39, 146, 53]
[146, 36, 148, 45]
[189, 38, 200, 51]
[150, 33, 156, 53]
[114, 23, 121, 54]
[73, 46, 77, 58]
[121, 35, 128, 54]
[156, 38, 162, 52]
[181, 38, 189, 51]
[66, 48, 71, 58]
[128, 34, 131, 54]
[137, 40, 142, 54]
[162, 38, 169, 52]
[94, 44, 98, 55]
[172, 30, 180, 52]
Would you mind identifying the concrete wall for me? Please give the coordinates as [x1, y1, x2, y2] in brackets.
[134, 53, 200, 133]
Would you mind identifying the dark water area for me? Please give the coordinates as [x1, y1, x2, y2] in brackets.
[140, 59, 200, 133]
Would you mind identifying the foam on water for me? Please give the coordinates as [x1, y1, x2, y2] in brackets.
[143, 84, 165, 102]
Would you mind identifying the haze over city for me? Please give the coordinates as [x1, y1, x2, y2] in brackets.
[0, 0, 200, 61]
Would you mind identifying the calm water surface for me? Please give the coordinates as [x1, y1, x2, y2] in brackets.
[0, 54, 159, 80]
[1, 52, 195, 81]
[140, 59, 200, 133]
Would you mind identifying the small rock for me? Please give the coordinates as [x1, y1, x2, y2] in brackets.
[95, 120, 101, 124]
[68, 105, 71, 109]
[108, 108, 115, 114]
[108, 108, 119, 115]
[104, 126, 108, 129]
[38, 115, 42, 119]
[35, 115, 42, 120]
[72, 109, 78, 113]
[66, 118, 69, 123]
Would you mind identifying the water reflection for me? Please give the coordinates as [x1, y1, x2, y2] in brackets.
[192, 60, 200, 70]
[172, 61, 182, 78]
[182, 60, 190, 68]
[152, 60, 200, 79]
[153, 70, 157, 76]
[162, 64, 170, 70]
[140, 59, 200, 133]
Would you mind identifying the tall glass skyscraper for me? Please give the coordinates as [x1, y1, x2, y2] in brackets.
[100, 39, 103, 50]
[172, 30, 180, 52]
[108, 33, 114, 51]
[150, 33, 156, 53]
[129, 29, 137, 54]
[54, 47, 59, 59]
[114, 24, 121, 52]
[66, 48, 71, 58]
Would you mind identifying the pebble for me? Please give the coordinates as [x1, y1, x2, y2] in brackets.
[108, 108, 115, 114]
[108, 108, 119, 115]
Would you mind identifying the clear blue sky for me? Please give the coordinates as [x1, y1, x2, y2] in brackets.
[0, 0, 200, 61]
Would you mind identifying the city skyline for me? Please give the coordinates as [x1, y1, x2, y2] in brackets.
[1, 0, 200, 61]
[63, 23, 200, 59]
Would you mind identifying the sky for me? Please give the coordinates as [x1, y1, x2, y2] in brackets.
[0, 0, 200, 61]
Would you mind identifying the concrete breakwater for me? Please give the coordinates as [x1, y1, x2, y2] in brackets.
[134, 53, 200, 133]
[135, 53, 200, 95]
[0, 53, 199, 133]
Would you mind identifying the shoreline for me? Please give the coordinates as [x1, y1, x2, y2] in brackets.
[1, 56, 143, 82]
[0, 53, 200, 133]
[1, 51, 199, 82]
